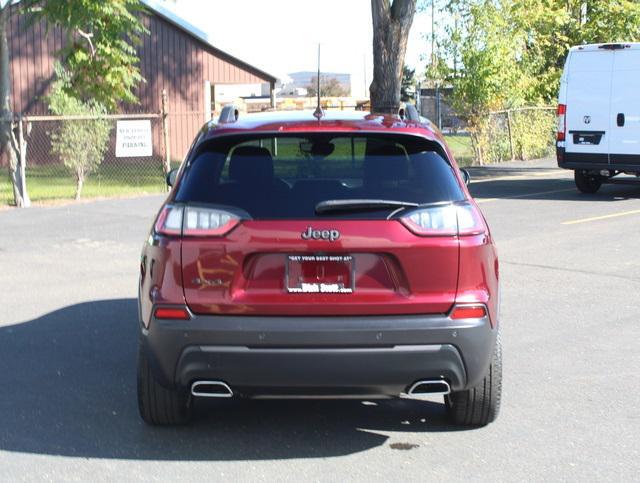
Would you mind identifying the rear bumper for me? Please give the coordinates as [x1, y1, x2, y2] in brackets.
[140, 312, 498, 397]
[557, 147, 640, 172]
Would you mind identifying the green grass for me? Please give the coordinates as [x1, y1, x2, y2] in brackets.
[444, 134, 475, 167]
[1, 162, 179, 205]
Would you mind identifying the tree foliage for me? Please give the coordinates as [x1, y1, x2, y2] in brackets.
[429, 0, 640, 112]
[48, 65, 111, 200]
[306, 76, 350, 97]
[33, 0, 148, 110]
[400, 65, 416, 102]
[422, 0, 640, 163]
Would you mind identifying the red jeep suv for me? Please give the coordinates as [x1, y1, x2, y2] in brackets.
[137, 110, 502, 426]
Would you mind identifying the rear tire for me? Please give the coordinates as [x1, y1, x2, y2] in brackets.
[137, 340, 191, 425]
[574, 170, 602, 193]
[446, 333, 502, 426]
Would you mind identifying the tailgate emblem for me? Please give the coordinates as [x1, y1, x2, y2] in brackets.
[583, 115, 591, 124]
[301, 226, 340, 241]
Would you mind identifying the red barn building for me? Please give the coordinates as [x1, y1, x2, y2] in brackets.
[5, 0, 277, 160]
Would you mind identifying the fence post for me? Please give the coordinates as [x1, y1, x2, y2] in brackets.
[161, 89, 171, 179]
[506, 109, 515, 160]
[17, 115, 30, 207]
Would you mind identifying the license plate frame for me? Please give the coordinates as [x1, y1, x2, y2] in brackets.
[285, 254, 355, 294]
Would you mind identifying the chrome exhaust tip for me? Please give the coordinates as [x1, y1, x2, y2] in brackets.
[191, 380, 233, 398]
[407, 379, 451, 397]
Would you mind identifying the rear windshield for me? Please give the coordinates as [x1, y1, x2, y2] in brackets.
[175, 134, 464, 219]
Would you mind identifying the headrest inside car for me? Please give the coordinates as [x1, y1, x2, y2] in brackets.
[364, 144, 409, 184]
[229, 146, 274, 183]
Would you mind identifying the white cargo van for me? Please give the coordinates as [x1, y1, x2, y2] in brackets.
[557, 43, 640, 193]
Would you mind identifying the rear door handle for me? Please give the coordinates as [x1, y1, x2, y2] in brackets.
[617, 113, 625, 127]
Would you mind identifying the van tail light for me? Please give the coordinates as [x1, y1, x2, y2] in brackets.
[154, 307, 190, 320]
[450, 304, 487, 320]
[557, 104, 566, 142]
[400, 202, 485, 236]
[154, 205, 240, 237]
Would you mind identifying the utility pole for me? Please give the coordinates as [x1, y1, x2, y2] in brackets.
[363, 53, 367, 99]
[431, 0, 435, 69]
[431, 0, 441, 129]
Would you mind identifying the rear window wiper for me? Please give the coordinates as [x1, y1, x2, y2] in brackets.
[315, 199, 419, 215]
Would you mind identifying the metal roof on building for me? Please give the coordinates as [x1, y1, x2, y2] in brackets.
[141, 0, 278, 84]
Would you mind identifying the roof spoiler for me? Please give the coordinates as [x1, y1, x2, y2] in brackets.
[598, 43, 630, 50]
[219, 104, 239, 123]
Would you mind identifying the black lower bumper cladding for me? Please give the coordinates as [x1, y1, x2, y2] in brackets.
[141, 312, 498, 397]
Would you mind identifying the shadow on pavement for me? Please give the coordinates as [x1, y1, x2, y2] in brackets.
[469, 175, 640, 202]
[0, 299, 468, 461]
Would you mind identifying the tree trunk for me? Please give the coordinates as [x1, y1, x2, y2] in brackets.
[0, 4, 29, 207]
[370, 0, 416, 114]
[75, 170, 84, 200]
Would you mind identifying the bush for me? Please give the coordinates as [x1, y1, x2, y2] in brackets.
[469, 108, 555, 165]
[511, 109, 556, 161]
[48, 71, 111, 200]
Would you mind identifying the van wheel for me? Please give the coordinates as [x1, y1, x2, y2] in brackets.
[137, 341, 191, 425]
[574, 170, 602, 193]
[445, 333, 502, 426]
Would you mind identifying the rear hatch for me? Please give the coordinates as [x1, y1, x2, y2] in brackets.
[565, 47, 614, 157]
[169, 133, 476, 316]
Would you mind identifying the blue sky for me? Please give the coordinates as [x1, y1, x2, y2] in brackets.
[159, 0, 432, 97]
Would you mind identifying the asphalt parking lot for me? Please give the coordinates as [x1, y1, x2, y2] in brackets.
[1, 158, 638, 481]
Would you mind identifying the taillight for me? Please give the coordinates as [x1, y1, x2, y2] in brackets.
[450, 304, 487, 320]
[154, 307, 190, 320]
[183, 206, 239, 236]
[557, 104, 566, 142]
[400, 202, 485, 236]
[154, 205, 183, 235]
[153, 205, 240, 237]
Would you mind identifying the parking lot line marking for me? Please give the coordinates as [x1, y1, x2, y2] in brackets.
[562, 209, 640, 225]
[470, 170, 568, 184]
[474, 187, 575, 204]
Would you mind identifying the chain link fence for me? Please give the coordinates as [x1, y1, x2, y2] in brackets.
[420, 90, 556, 166]
[1, 113, 178, 205]
[474, 107, 556, 165]
[1, 105, 558, 205]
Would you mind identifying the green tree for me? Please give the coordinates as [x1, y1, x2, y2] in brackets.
[306, 76, 350, 97]
[48, 65, 111, 200]
[513, 0, 640, 102]
[35, 0, 148, 109]
[400, 65, 416, 102]
[425, 0, 640, 164]
[0, 0, 147, 206]
[435, 0, 532, 163]
[435, 0, 640, 107]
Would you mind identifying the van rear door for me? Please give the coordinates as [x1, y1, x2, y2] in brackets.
[609, 48, 640, 166]
[565, 49, 614, 163]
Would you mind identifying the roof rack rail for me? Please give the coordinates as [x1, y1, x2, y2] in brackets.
[219, 104, 239, 123]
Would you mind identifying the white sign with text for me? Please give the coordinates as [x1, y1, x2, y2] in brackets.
[115, 120, 152, 157]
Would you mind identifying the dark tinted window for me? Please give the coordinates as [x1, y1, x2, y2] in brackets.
[176, 134, 464, 219]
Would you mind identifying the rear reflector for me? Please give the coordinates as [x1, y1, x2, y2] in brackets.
[450, 305, 487, 320]
[154, 307, 190, 320]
